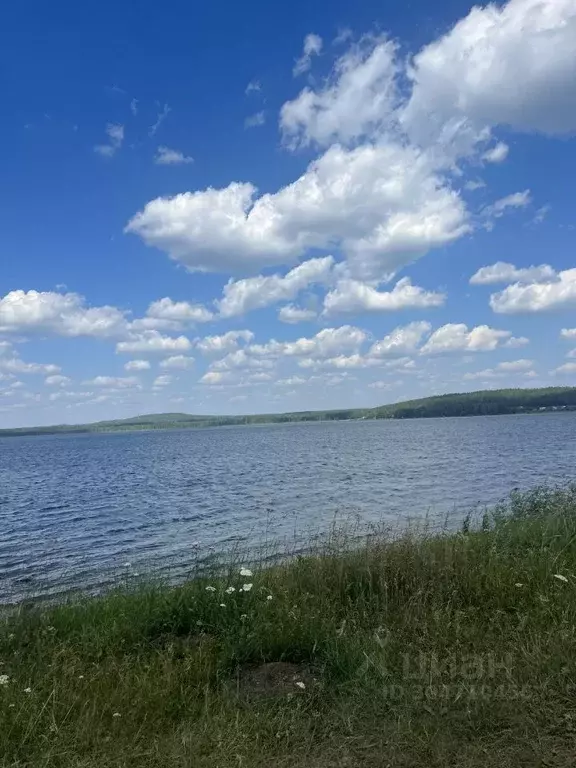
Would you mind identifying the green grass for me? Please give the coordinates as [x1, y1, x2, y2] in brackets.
[2, 486, 576, 767]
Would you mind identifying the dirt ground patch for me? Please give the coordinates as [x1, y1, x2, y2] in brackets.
[234, 661, 318, 699]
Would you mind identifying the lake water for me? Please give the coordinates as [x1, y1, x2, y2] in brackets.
[1, 413, 575, 605]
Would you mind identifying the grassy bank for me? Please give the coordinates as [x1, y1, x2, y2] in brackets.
[2, 487, 576, 767]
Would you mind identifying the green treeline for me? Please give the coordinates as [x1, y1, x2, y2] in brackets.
[1, 387, 575, 437]
[371, 386, 576, 420]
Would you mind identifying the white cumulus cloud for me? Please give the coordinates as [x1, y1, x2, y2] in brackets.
[282, 35, 399, 148]
[200, 370, 229, 385]
[195, 330, 255, 356]
[490, 268, 576, 313]
[497, 359, 534, 372]
[0, 290, 127, 338]
[126, 0, 576, 282]
[369, 321, 431, 358]
[553, 362, 576, 375]
[402, 0, 576, 147]
[152, 374, 173, 388]
[218, 256, 333, 318]
[116, 331, 192, 354]
[257, 325, 367, 360]
[159, 355, 194, 369]
[85, 376, 140, 388]
[420, 323, 515, 354]
[278, 305, 317, 323]
[323, 277, 445, 315]
[126, 142, 469, 281]
[44, 375, 71, 387]
[470, 261, 557, 285]
[124, 359, 151, 371]
[146, 297, 213, 324]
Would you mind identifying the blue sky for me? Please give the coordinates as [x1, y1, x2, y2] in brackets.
[2, 0, 576, 427]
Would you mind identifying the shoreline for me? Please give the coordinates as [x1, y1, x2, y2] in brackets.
[2, 384, 576, 437]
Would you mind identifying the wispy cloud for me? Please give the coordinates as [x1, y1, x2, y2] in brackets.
[293, 33, 323, 76]
[245, 80, 261, 95]
[333, 28, 353, 46]
[244, 111, 266, 129]
[154, 146, 194, 165]
[481, 190, 531, 230]
[130, 98, 138, 116]
[149, 104, 171, 137]
[94, 123, 124, 157]
[533, 204, 551, 225]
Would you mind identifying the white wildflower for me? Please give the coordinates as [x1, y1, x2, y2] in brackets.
[112, 712, 121, 718]
[554, 574, 569, 583]
[8, 703, 15, 708]
[219, 603, 226, 608]
[225, 586, 236, 594]
[295, 681, 306, 690]
[242, 583, 253, 592]
[205, 586, 216, 592]
[0, 675, 9, 686]
[514, 583, 524, 588]
[239, 568, 253, 577]
[240, 614, 248, 620]
[266, 595, 273, 601]
[78, 675, 84, 679]
[23, 687, 31, 694]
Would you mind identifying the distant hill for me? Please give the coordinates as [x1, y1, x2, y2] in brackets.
[1, 387, 575, 437]
[94, 413, 216, 427]
[371, 387, 576, 419]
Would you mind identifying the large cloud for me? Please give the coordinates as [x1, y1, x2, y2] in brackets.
[126, 143, 469, 281]
[126, 0, 576, 282]
[402, 0, 576, 148]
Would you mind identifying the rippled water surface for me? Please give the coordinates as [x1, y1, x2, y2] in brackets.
[1, 414, 575, 603]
